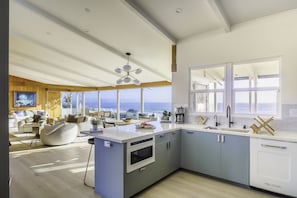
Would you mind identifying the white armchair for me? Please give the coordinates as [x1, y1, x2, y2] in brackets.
[40, 122, 77, 146]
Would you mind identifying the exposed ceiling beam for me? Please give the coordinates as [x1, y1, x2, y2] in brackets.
[123, 0, 177, 44]
[10, 50, 112, 86]
[10, 64, 83, 86]
[15, 0, 171, 82]
[207, 0, 231, 32]
[11, 32, 121, 81]
[10, 61, 92, 87]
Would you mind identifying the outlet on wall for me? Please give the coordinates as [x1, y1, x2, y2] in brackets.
[289, 109, 297, 117]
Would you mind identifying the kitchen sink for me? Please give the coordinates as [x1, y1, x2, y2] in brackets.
[203, 126, 250, 133]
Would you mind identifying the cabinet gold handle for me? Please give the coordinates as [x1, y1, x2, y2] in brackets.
[261, 144, 287, 149]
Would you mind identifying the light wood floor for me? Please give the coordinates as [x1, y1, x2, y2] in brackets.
[10, 142, 283, 198]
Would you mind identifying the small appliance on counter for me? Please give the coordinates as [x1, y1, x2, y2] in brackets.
[175, 106, 185, 123]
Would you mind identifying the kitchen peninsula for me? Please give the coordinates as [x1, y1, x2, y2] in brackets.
[83, 121, 297, 198]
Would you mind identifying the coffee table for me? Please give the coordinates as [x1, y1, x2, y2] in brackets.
[32, 126, 41, 138]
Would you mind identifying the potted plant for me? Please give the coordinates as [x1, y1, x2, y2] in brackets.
[91, 118, 101, 130]
[162, 110, 171, 121]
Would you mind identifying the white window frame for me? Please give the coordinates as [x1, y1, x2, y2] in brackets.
[231, 57, 281, 118]
[189, 57, 281, 118]
[189, 64, 226, 115]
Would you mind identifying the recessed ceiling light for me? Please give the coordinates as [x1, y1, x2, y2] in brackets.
[176, 8, 183, 14]
[84, 8, 91, 13]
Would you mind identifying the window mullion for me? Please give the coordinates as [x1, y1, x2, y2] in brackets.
[225, 63, 232, 112]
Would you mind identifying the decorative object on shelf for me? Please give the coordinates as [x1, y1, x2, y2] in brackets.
[161, 110, 172, 123]
[114, 52, 142, 85]
[250, 116, 274, 135]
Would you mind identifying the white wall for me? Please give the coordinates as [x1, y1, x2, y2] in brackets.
[174, 8, 297, 106]
[173, 9, 297, 130]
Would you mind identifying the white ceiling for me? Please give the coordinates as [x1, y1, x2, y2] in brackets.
[9, 0, 297, 87]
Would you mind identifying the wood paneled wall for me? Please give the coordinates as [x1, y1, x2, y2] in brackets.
[9, 76, 47, 111]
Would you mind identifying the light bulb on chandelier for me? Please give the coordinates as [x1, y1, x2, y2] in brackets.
[114, 52, 142, 85]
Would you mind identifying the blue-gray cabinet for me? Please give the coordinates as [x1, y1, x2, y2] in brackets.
[155, 130, 181, 179]
[221, 134, 249, 185]
[181, 130, 249, 185]
[181, 130, 220, 177]
[125, 130, 180, 197]
[94, 138, 125, 198]
[125, 162, 158, 198]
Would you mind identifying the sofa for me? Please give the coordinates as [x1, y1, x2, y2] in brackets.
[40, 122, 77, 146]
[18, 114, 46, 133]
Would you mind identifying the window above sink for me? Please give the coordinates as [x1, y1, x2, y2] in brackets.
[190, 57, 281, 118]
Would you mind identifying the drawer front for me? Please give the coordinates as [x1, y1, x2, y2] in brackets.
[250, 138, 297, 197]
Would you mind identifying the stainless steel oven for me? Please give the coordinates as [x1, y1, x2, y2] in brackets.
[126, 136, 155, 173]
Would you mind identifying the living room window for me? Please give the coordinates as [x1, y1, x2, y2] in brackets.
[143, 86, 172, 114]
[190, 58, 281, 117]
[100, 90, 117, 115]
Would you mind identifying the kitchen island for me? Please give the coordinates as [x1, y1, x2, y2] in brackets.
[82, 121, 297, 198]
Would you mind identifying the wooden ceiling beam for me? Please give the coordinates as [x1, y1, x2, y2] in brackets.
[207, 0, 231, 32]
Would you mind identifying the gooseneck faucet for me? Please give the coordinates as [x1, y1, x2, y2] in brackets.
[226, 105, 234, 128]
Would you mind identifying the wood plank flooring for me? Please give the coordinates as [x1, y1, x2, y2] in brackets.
[10, 142, 283, 198]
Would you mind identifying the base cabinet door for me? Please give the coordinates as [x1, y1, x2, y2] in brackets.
[181, 130, 199, 170]
[195, 132, 220, 177]
[250, 138, 297, 197]
[181, 130, 220, 176]
[155, 130, 181, 179]
[125, 163, 158, 198]
[221, 134, 249, 185]
[155, 133, 170, 179]
[181, 130, 249, 185]
[168, 131, 181, 173]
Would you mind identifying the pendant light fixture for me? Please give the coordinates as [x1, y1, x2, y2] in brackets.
[114, 52, 142, 85]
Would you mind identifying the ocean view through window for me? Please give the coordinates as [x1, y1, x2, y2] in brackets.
[61, 86, 172, 119]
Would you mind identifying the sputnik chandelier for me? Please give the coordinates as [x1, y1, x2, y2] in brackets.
[114, 52, 142, 85]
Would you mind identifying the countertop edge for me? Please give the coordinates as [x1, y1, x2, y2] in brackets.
[81, 123, 297, 143]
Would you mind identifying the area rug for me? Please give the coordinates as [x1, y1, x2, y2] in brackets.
[9, 132, 90, 152]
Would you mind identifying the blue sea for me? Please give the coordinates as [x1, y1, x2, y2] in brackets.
[84, 101, 171, 113]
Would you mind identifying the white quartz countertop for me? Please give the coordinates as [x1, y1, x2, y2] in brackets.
[81, 121, 297, 143]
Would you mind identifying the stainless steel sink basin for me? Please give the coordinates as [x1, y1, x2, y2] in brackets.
[203, 126, 250, 133]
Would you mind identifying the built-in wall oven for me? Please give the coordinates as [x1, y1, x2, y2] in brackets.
[126, 136, 155, 173]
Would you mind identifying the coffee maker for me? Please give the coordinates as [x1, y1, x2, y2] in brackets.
[175, 106, 185, 123]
